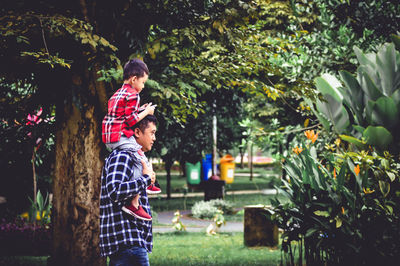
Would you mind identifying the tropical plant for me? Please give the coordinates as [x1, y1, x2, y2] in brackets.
[271, 130, 400, 265]
[27, 190, 52, 226]
[311, 38, 400, 154]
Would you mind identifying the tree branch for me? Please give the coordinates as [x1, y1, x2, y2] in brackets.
[38, 17, 50, 56]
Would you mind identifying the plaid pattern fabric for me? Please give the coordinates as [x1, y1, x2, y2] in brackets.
[99, 148, 153, 257]
[102, 84, 140, 143]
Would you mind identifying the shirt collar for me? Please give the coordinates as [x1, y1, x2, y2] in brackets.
[123, 83, 139, 93]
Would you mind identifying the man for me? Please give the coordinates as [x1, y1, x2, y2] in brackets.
[100, 115, 157, 266]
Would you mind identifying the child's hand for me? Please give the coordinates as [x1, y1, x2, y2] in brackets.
[145, 103, 156, 115]
[141, 160, 151, 177]
[139, 103, 149, 111]
[150, 171, 156, 185]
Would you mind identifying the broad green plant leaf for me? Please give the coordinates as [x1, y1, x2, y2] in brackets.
[315, 74, 343, 102]
[316, 94, 350, 134]
[357, 66, 383, 101]
[365, 97, 399, 128]
[339, 134, 368, 150]
[363, 126, 393, 150]
[339, 70, 365, 125]
[376, 43, 397, 96]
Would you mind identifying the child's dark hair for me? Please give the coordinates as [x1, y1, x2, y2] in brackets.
[133, 114, 157, 133]
[123, 59, 149, 80]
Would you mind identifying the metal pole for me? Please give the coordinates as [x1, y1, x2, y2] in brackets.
[212, 101, 217, 176]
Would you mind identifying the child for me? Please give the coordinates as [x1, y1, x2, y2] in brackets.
[102, 58, 161, 221]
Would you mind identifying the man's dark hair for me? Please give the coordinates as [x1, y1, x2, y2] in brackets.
[133, 115, 157, 133]
[123, 59, 149, 80]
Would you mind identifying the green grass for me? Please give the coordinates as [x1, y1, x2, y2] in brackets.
[149, 232, 281, 266]
[0, 256, 49, 266]
[156, 170, 281, 194]
[0, 233, 282, 266]
[150, 193, 283, 213]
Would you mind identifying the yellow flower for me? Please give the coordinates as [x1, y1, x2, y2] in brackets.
[325, 143, 335, 151]
[334, 138, 341, 147]
[292, 146, 303, 155]
[354, 165, 360, 176]
[363, 188, 375, 194]
[304, 130, 318, 143]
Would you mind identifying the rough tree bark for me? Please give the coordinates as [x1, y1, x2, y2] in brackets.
[50, 68, 107, 265]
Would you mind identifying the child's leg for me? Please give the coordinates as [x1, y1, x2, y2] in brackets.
[123, 194, 152, 221]
[130, 194, 140, 208]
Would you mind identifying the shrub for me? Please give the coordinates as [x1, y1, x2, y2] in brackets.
[191, 199, 234, 219]
[0, 217, 51, 256]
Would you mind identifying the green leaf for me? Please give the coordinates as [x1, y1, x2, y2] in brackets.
[339, 134, 368, 149]
[335, 217, 342, 228]
[315, 74, 343, 102]
[387, 172, 396, 182]
[339, 70, 364, 124]
[391, 34, 400, 50]
[336, 163, 347, 188]
[314, 210, 330, 217]
[363, 126, 393, 150]
[316, 94, 349, 133]
[376, 43, 397, 96]
[379, 180, 390, 197]
[357, 66, 383, 101]
[305, 228, 318, 238]
[366, 97, 398, 128]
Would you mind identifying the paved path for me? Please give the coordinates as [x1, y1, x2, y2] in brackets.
[153, 210, 244, 233]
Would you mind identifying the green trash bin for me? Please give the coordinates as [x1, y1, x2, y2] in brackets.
[186, 161, 201, 185]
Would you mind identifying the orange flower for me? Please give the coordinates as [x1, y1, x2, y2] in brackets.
[363, 188, 375, 194]
[354, 165, 360, 176]
[341, 207, 345, 214]
[304, 130, 318, 143]
[293, 146, 303, 155]
[333, 168, 337, 179]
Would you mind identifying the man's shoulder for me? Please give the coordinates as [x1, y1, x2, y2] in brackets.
[106, 149, 134, 163]
[107, 148, 143, 162]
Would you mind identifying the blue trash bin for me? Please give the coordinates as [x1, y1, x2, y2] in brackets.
[202, 154, 212, 181]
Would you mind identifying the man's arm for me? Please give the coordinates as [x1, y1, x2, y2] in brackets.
[105, 152, 151, 203]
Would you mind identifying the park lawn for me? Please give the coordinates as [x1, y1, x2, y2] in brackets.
[0, 256, 49, 265]
[150, 232, 280, 266]
[0, 233, 281, 266]
[149, 193, 279, 213]
[156, 169, 281, 193]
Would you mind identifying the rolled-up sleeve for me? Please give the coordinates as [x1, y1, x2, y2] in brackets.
[105, 151, 151, 203]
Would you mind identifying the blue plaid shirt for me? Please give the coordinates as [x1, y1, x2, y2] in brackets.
[99, 148, 153, 257]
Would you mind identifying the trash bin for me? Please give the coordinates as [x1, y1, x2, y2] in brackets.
[186, 161, 201, 185]
[202, 154, 212, 181]
[202, 179, 225, 201]
[220, 154, 235, 184]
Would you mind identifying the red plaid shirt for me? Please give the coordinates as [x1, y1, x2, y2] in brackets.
[102, 84, 141, 143]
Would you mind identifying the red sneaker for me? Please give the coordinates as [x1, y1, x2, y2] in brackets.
[146, 184, 161, 194]
[122, 204, 152, 221]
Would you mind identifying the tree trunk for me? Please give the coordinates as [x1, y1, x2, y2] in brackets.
[239, 147, 244, 169]
[50, 69, 107, 266]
